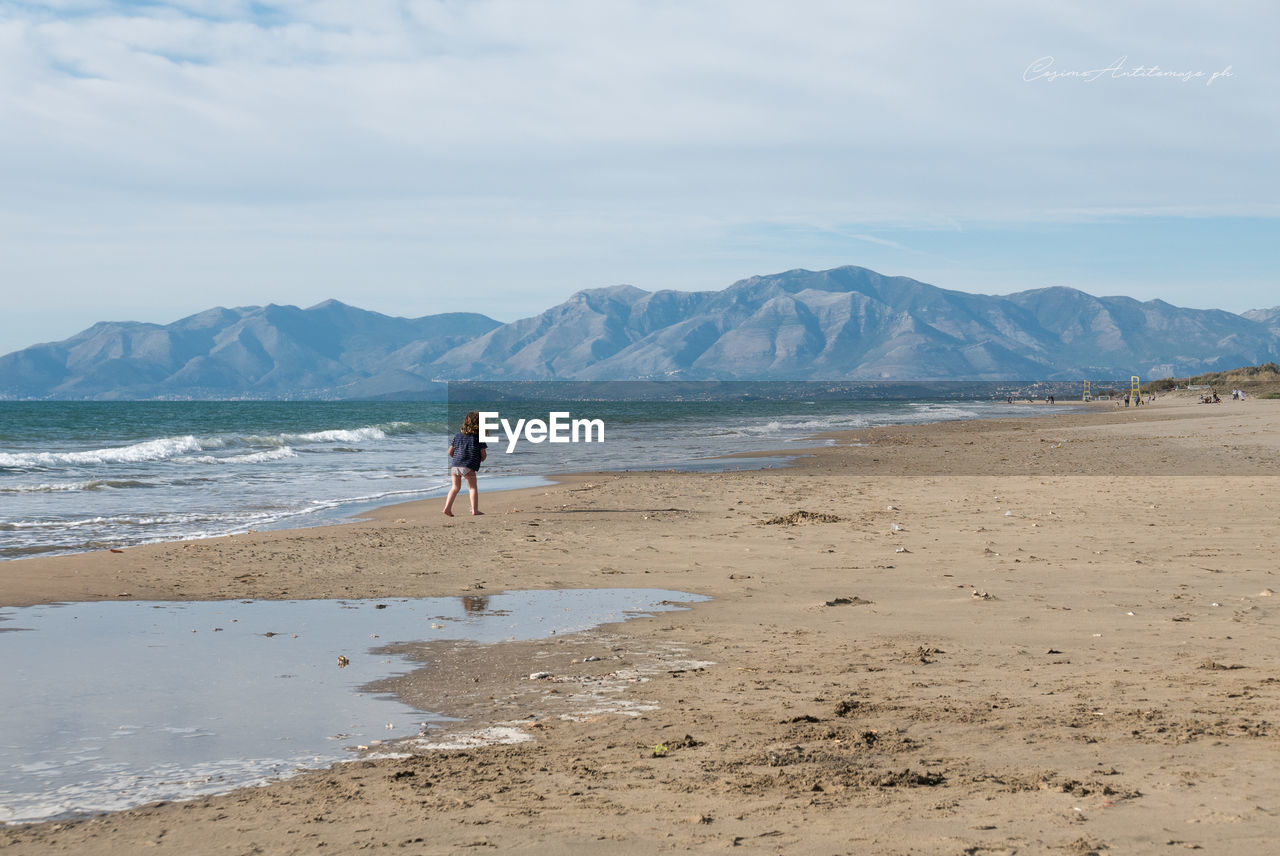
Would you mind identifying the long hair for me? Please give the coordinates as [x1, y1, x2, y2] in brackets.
[460, 410, 481, 435]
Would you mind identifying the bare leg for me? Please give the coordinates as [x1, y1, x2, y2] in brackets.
[442, 472, 462, 516]
[465, 472, 483, 515]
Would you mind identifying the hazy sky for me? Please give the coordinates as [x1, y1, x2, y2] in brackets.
[2, 0, 1277, 355]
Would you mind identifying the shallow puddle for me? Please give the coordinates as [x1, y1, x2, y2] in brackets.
[0, 589, 705, 824]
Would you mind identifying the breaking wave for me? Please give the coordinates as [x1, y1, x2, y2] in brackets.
[0, 436, 204, 469]
[905, 402, 981, 420]
[0, 480, 156, 494]
[0, 422, 425, 471]
[195, 447, 298, 465]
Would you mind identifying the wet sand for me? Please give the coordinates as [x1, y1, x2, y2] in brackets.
[4, 394, 1280, 854]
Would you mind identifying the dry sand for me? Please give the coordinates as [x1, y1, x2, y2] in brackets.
[4, 394, 1280, 854]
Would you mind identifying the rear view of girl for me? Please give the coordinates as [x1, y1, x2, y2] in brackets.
[443, 410, 487, 516]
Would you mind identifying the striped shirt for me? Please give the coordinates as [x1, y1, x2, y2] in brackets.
[449, 432, 487, 470]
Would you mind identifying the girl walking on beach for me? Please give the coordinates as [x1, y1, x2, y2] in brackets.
[443, 410, 487, 517]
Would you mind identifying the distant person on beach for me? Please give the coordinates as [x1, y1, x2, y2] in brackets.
[443, 410, 487, 517]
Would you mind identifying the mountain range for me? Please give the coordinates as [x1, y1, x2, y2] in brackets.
[2, 266, 1277, 399]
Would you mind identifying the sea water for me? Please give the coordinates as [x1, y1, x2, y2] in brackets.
[0, 397, 1062, 559]
[0, 589, 707, 824]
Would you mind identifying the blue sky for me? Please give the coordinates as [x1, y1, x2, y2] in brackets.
[1, 0, 1276, 355]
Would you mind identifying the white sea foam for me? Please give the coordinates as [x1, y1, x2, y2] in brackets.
[242, 426, 389, 447]
[720, 414, 872, 438]
[394, 726, 534, 753]
[0, 424, 405, 473]
[196, 447, 298, 465]
[0, 756, 308, 824]
[3, 481, 95, 494]
[0, 510, 263, 532]
[232, 447, 298, 464]
[0, 436, 204, 469]
[906, 403, 980, 420]
[1, 479, 160, 494]
[0, 516, 113, 531]
[292, 426, 387, 444]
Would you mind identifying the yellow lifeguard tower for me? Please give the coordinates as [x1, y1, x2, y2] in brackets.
[1082, 380, 1092, 402]
[1130, 375, 1141, 406]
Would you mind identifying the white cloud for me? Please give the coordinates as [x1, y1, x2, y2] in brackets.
[6, 1, 1275, 194]
[0, 1, 1277, 353]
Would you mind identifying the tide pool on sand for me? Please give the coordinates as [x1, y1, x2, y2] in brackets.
[0, 589, 706, 824]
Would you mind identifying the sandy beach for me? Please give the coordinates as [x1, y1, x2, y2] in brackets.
[4, 395, 1280, 854]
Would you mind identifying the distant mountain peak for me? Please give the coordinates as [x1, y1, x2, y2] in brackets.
[2, 267, 1277, 398]
[572, 283, 648, 298]
[1243, 306, 1280, 330]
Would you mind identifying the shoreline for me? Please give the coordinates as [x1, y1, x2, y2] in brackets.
[0, 396, 1079, 565]
[2, 399, 1101, 605]
[5, 395, 1280, 853]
